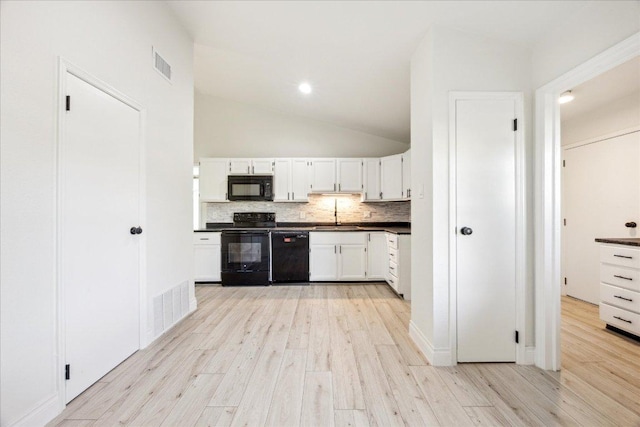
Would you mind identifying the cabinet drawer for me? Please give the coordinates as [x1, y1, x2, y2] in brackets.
[600, 245, 640, 268]
[193, 232, 221, 245]
[600, 264, 640, 291]
[601, 284, 640, 313]
[388, 247, 398, 263]
[386, 233, 398, 249]
[600, 303, 640, 335]
[387, 274, 399, 293]
[388, 260, 399, 279]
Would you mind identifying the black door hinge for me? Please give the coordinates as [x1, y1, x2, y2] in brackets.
[65, 364, 70, 380]
[564, 218, 567, 226]
[564, 277, 567, 285]
[65, 95, 71, 111]
[515, 331, 519, 344]
[563, 160, 566, 167]
[513, 118, 517, 131]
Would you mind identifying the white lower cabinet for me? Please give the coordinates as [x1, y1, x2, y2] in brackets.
[194, 232, 221, 282]
[367, 232, 388, 280]
[599, 243, 640, 337]
[385, 232, 411, 299]
[310, 232, 366, 281]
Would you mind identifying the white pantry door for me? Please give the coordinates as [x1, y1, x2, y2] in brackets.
[456, 98, 517, 363]
[62, 73, 141, 402]
[562, 131, 640, 304]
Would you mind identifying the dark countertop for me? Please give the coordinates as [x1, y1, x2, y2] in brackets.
[595, 238, 640, 247]
[195, 222, 411, 235]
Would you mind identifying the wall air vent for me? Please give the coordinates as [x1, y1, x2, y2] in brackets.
[152, 47, 172, 83]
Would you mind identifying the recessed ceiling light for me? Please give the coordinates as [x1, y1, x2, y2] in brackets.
[558, 90, 574, 104]
[298, 82, 312, 95]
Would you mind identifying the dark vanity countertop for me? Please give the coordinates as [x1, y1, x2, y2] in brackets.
[595, 238, 640, 247]
[195, 222, 411, 235]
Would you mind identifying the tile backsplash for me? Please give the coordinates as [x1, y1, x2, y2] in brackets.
[205, 194, 410, 224]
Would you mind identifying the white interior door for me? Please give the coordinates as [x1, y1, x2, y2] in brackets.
[62, 73, 141, 402]
[456, 98, 517, 363]
[562, 131, 640, 304]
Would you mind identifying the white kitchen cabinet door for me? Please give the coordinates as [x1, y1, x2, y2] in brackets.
[199, 158, 229, 202]
[402, 149, 411, 199]
[310, 158, 337, 193]
[310, 244, 338, 281]
[381, 154, 403, 200]
[194, 245, 221, 282]
[337, 158, 363, 193]
[339, 244, 367, 280]
[252, 159, 274, 175]
[367, 232, 388, 280]
[273, 159, 291, 201]
[229, 158, 252, 175]
[291, 159, 310, 201]
[363, 158, 381, 201]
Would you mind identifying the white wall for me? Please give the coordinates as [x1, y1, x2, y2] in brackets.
[195, 92, 409, 159]
[531, 1, 640, 88]
[562, 91, 640, 145]
[0, 2, 193, 426]
[410, 26, 534, 363]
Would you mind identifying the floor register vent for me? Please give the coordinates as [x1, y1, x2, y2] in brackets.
[153, 281, 189, 337]
[152, 47, 172, 82]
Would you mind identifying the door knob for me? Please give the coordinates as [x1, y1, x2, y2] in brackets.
[625, 222, 637, 228]
[130, 226, 143, 235]
[460, 227, 473, 235]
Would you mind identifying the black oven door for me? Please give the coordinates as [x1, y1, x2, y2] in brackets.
[221, 231, 270, 286]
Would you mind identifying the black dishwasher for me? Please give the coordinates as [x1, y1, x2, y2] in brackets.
[271, 231, 309, 283]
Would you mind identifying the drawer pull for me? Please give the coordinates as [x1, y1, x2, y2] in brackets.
[614, 295, 633, 302]
[614, 254, 633, 259]
[613, 316, 632, 324]
[389, 266, 395, 271]
[614, 275, 633, 281]
[200, 238, 210, 240]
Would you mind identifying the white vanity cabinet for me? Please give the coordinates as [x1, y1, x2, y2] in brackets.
[598, 243, 640, 338]
[194, 232, 221, 282]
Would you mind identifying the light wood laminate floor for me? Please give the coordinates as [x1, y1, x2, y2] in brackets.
[50, 286, 640, 426]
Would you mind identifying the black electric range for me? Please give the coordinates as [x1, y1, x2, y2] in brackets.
[220, 213, 275, 286]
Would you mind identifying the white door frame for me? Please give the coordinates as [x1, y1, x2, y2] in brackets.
[449, 91, 527, 365]
[534, 33, 640, 371]
[55, 57, 147, 410]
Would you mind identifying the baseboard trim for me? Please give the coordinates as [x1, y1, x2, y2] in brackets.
[8, 393, 61, 427]
[409, 320, 453, 366]
[525, 346, 536, 365]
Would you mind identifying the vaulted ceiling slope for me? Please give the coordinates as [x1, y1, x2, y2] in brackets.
[167, 1, 622, 143]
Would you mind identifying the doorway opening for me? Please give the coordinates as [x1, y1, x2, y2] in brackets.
[534, 33, 640, 371]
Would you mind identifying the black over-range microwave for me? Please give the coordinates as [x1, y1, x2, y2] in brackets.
[227, 175, 274, 201]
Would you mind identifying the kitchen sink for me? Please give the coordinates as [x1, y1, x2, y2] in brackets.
[313, 225, 361, 230]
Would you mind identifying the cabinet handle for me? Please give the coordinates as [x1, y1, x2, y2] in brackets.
[390, 266, 395, 271]
[368, 234, 371, 241]
[614, 254, 633, 259]
[247, 166, 250, 174]
[334, 246, 336, 254]
[614, 275, 633, 281]
[334, 183, 336, 191]
[613, 316, 632, 324]
[340, 246, 342, 254]
[614, 295, 633, 302]
[252, 165, 255, 174]
[292, 192, 295, 199]
[380, 192, 383, 199]
[339, 183, 341, 191]
[288, 192, 290, 200]
[200, 238, 210, 240]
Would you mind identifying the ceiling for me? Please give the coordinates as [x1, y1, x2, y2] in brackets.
[561, 56, 640, 122]
[167, 1, 609, 143]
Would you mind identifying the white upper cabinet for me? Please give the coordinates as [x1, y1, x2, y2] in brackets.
[229, 158, 274, 175]
[291, 159, 310, 201]
[273, 159, 291, 201]
[380, 154, 403, 200]
[309, 158, 336, 193]
[273, 159, 309, 202]
[337, 158, 363, 193]
[199, 158, 229, 202]
[363, 158, 381, 201]
[402, 149, 411, 199]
